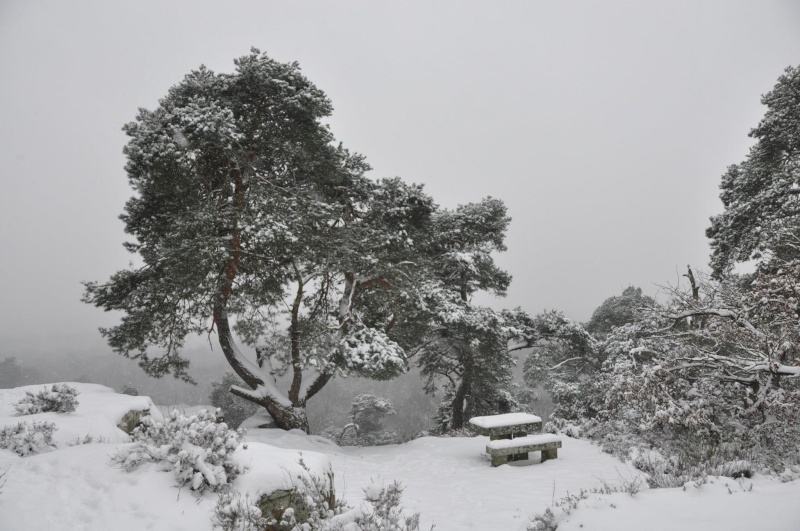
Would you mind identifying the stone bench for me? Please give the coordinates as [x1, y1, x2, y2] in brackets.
[486, 433, 562, 467]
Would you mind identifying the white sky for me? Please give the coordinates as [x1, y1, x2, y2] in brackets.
[1, 1, 799, 356]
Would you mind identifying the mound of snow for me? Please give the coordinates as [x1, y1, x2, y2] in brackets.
[0, 384, 335, 531]
[239, 411, 277, 430]
[0, 383, 161, 448]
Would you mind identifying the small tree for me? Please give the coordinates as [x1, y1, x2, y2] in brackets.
[328, 394, 398, 446]
[414, 198, 534, 431]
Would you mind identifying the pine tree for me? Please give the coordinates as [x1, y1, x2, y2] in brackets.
[83, 50, 438, 432]
[413, 198, 533, 430]
[707, 65, 800, 277]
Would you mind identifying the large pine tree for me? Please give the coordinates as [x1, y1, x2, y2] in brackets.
[84, 50, 437, 431]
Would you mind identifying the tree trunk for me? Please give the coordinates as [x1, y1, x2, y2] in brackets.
[211, 161, 311, 432]
[451, 357, 472, 430]
[214, 302, 310, 432]
[288, 273, 304, 405]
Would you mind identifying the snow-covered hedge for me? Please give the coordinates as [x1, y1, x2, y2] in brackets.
[112, 409, 244, 493]
[13, 384, 79, 415]
[0, 420, 57, 456]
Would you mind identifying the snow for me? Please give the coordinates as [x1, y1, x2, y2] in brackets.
[486, 433, 561, 450]
[239, 411, 277, 430]
[556, 477, 800, 531]
[469, 412, 542, 429]
[1, 384, 799, 531]
[0, 383, 161, 446]
[245, 428, 640, 530]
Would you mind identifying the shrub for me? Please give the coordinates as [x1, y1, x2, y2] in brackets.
[630, 443, 754, 488]
[13, 384, 79, 415]
[67, 434, 108, 446]
[212, 492, 270, 531]
[0, 421, 57, 456]
[212, 457, 425, 531]
[527, 477, 643, 531]
[356, 481, 421, 531]
[112, 409, 244, 494]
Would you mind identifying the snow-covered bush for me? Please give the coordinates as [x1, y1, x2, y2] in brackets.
[112, 409, 244, 494]
[0, 421, 57, 456]
[323, 394, 399, 446]
[212, 492, 270, 531]
[526, 478, 643, 531]
[213, 458, 424, 531]
[356, 481, 421, 531]
[13, 383, 79, 415]
[630, 444, 754, 488]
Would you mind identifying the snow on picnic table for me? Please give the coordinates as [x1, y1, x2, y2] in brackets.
[469, 412, 542, 429]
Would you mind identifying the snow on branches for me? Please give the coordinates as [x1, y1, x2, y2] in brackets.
[340, 325, 407, 380]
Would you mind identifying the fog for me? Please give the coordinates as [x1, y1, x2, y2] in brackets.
[1, 2, 799, 417]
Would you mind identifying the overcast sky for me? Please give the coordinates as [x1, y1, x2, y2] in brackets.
[1, 1, 799, 357]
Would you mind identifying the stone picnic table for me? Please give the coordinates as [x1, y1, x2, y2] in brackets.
[468, 412, 542, 439]
[469, 413, 561, 467]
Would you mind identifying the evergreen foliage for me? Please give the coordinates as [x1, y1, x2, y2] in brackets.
[707, 65, 800, 276]
[83, 49, 529, 434]
[209, 372, 259, 429]
[82, 49, 444, 432]
[585, 286, 655, 337]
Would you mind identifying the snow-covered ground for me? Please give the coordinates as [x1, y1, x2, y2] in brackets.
[1, 384, 798, 530]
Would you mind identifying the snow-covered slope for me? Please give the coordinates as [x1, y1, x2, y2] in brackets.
[1, 384, 798, 530]
[555, 477, 800, 531]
